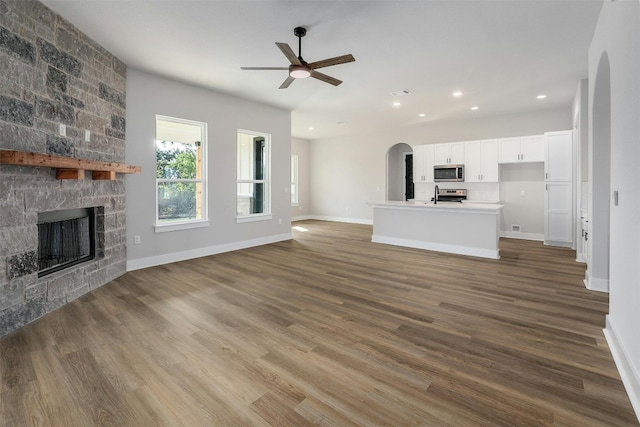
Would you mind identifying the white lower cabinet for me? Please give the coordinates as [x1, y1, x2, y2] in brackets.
[465, 139, 498, 183]
[544, 181, 573, 245]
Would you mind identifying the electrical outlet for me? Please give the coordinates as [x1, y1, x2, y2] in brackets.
[59, 123, 66, 136]
[278, 218, 282, 225]
[134, 235, 141, 245]
[520, 190, 526, 196]
[511, 225, 521, 232]
[84, 130, 91, 142]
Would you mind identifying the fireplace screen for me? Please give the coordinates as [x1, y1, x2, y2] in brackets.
[37, 208, 95, 277]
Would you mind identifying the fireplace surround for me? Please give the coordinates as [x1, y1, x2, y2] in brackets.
[0, 1, 129, 337]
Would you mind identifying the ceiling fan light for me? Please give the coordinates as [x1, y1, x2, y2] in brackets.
[290, 65, 311, 79]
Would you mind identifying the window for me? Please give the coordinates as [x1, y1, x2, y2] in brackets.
[291, 154, 299, 205]
[155, 116, 207, 230]
[237, 129, 271, 222]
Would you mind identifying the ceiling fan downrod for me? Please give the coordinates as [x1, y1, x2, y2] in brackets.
[294, 26, 306, 61]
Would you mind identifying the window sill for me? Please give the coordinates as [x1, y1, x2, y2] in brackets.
[236, 214, 273, 224]
[291, 203, 299, 207]
[154, 219, 210, 233]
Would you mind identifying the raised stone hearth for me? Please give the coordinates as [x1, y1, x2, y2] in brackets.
[0, 1, 128, 336]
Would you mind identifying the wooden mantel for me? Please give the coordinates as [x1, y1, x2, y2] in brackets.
[0, 150, 141, 181]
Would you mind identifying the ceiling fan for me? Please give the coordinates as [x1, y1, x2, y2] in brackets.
[241, 26, 355, 89]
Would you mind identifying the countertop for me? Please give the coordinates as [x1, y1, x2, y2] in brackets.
[369, 200, 503, 213]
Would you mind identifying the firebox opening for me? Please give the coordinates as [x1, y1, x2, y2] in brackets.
[37, 208, 96, 277]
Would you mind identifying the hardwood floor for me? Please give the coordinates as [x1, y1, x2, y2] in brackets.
[1, 220, 637, 426]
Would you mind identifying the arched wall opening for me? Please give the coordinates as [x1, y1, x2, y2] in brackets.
[386, 143, 413, 201]
[588, 51, 611, 292]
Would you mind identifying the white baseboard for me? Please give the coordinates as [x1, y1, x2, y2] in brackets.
[500, 231, 544, 241]
[604, 316, 640, 423]
[371, 235, 499, 259]
[585, 275, 609, 293]
[307, 215, 373, 225]
[126, 232, 292, 271]
[292, 215, 313, 222]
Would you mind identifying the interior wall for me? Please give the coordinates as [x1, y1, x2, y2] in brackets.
[291, 137, 310, 220]
[309, 108, 571, 223]
[589, 52, 612, 291]
[589, 0, 640, 419]
[499, 163, 545, 238]
[125, 69, 292, 270]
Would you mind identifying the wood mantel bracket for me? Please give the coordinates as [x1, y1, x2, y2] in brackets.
[0, 150, 141, 181]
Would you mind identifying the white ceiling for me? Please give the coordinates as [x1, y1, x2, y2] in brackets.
[40, 0, 603, 141]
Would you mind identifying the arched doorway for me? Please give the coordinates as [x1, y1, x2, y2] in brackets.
[588, 52, 611, 292]
[386, 143, 413, 201]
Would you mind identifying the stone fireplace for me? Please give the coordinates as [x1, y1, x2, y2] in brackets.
[1, 1, 128, 336]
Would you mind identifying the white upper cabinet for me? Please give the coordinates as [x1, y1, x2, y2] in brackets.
[545, 131, 573, 181]
[465, 139, 498, 183]
[413, 144, 435, 183]
[520, 135, 545, 162]
[434, 142, 465, 165]
[498, 135, 545, 163]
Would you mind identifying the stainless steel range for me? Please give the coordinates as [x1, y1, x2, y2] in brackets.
[437, 189, 467, 203]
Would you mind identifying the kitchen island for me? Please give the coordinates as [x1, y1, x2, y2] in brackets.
[370, 201, 503, 259]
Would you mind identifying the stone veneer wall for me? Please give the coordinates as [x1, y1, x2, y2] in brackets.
[0, 0, 128, 337]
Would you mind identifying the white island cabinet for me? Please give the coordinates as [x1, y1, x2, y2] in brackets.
[370, 201, 503, 259]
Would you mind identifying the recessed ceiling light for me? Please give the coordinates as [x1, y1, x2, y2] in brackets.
[308, 126, 314, 130]
[537, 94, 547, 99]
[470, 106, 479, 111]
[418, 113, 426, 117]
[453, 91, 463, 98]
[393, 101, 401, 107]
[337, 121, 348, 126]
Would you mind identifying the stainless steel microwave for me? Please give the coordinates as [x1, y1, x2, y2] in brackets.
[434, 164, 464, 182]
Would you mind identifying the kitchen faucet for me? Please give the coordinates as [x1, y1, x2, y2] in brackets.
[434, 185, 439, 204]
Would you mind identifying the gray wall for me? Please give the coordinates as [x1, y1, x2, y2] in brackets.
[125, 69, 292, 270]
[0, 1, 127, 336]
[309, 107, 571, 224]
[291, 137, 310, 220]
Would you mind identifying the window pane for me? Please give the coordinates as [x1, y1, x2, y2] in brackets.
[156, 140, 198, 179]
[237, 182, 266, 215]
[158, 182, 199, 222]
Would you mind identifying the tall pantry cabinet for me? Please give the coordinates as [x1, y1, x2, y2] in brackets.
[544, 130, 574, 247]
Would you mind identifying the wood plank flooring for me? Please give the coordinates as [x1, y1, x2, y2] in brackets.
[1, 220, 638, 426]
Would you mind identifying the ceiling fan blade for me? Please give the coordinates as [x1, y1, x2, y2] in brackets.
[276, 42, 301, 65]
[310, 70, 342, 86]
[308, 54, 355, 70]
[241, 67, 289, 70]
[279, 75, 295, 89]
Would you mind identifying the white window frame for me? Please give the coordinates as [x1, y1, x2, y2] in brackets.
[291, 154, 299, 206]
[154, 115, 209, 233]
[236, 129, 272, 223]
